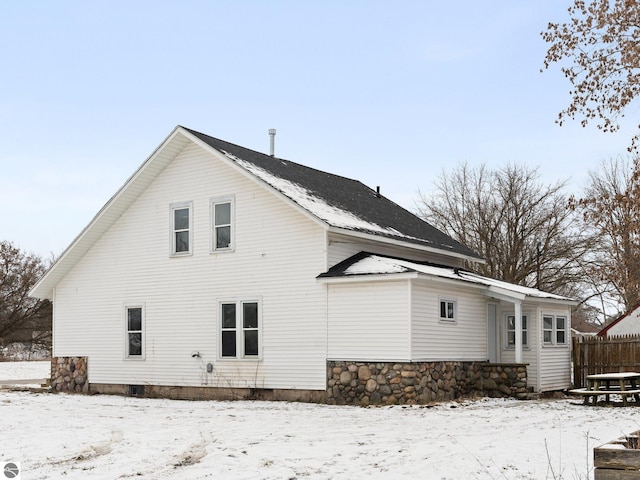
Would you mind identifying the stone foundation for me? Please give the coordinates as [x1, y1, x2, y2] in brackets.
[327, 361, 527, 406]
[48, 356, 527, 406]
[478, 363, 528, 399]
[51, 356, 89, 393]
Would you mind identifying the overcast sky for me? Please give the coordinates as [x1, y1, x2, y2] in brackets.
[2, 1, 637, 258]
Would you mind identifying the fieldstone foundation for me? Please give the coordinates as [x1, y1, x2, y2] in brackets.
[51, 356, 89, 393]
[327, 361, 528, 406]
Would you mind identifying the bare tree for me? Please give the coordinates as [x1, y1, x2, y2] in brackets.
[570, 157, 640, 312]
[0, 241, 52, 350]
[542, 0, 640, 150]
[416, 162, 593, 297]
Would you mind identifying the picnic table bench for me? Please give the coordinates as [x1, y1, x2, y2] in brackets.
[570, 372, 640, 406]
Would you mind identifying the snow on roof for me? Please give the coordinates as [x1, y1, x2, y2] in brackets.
[334, 254, 575, 302]
[223, 150, 429, 241]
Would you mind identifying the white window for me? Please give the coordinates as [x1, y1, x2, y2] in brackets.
[439, 298, 456, 322]
[170, 202, 192, 255]
[125, 305, 144, 359]
[506, 314, 528, 347]
[220, 300, 260, 359]
[211, 197, 234, 252]
[543, 315, 568, 345]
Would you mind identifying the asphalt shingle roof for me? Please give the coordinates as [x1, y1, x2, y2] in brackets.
[185, 127, 482, 260]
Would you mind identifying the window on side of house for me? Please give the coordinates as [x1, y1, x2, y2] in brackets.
[170, 202, 192, 255]
[506, 314, 528, 347]
[556, 316, 567, 344]
[219, 300, 260, 359]
[125, 306, 144, 359]
[211, 197, 234, 252]
[543, 315, 568, 346]
[439, 298, 456, 322]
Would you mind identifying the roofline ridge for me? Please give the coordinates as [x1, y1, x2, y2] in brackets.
[180, 126, 370, 188]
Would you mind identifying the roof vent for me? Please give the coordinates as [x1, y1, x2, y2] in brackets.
[376, 186, 381, 198]
[269, 128, 276, 156]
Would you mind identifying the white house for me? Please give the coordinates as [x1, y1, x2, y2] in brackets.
[598, 304, 640, 337]
[30, 126, 577, 404]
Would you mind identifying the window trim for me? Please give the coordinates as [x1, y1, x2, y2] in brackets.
[218, 298, 261, 360]
[438, 297, 457, 323]
[504, 313, 529, 349]
[124, 304, 145, 360]
[210, 196, 235, 253]
[543, 314, 568, 346]
[170, 201, 193, 256]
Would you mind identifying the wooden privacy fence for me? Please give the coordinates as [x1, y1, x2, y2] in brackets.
[573, 335, 640, 388]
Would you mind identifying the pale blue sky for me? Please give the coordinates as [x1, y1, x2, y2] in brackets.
[1, 1, 636, 257]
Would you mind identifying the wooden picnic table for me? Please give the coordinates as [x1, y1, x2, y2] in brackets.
[570, 372, 640, 406]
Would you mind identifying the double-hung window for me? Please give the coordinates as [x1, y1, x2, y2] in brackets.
[439, 298, 456, 322]
[506, 314, 528, 347]
[211, 197, 234, 251]
[125, 305, 144, 359]
[171, 202, 192, 255]
[220, 300, 260, 359]
[543, 315, 568, 345]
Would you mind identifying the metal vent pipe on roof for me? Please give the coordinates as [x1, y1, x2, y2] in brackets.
[269, 128, 276, 156]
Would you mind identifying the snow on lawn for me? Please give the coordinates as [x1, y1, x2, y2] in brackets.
[0, 360, 49, 381]
[2, 391, 640, 480]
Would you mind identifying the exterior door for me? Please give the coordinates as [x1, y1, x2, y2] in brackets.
[488, 304, 499, 363]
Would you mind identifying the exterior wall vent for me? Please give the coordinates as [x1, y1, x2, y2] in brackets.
[128, 385, 145, 397]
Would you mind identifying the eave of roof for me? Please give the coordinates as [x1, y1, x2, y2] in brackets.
[31, 126, 484, 299]
[30, 126, 193, 300]
[318, 252, 578, 305]
[183, 127, 483, 262]
[597, 302, 640, 336]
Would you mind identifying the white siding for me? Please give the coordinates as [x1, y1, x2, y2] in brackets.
[538, 305, 572, 391]
[606, 307, 640, 336]
[497, 304, 540, 392]
[411, 280, 488, 361]
[327, 280, 410, 361]
[496, 303, 571, 392]
[53, 142, 328, 390]
[327, 233, 465, 268]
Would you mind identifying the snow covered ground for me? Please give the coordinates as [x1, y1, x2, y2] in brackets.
[1, 361, 640, 480]
[0, 360, 49, 382]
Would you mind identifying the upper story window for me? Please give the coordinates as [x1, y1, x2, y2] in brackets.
[439, 298, 456, 322]
[220, 299, 260, 359]
[211, 196, 234, 252]
[543, 315, 568, 345]
[125, 305, 144, 359]
[506, 314, 528, 348]
[171, 202, 192, 256]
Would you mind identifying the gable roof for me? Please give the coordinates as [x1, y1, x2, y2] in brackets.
[183, 127, 482, 260]
[318, 252, 577, 305]
[597, 303, 640, 337]
[30, 126, 482, 299]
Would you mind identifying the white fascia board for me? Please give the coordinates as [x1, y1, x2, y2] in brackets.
[529, 296, 580, 307]
[481, 286, 527, 304]
[326, 226, 486, 265]
[185, 132, 330, 231]
[316, 272, 419, 284]
[482, 286, 578, 306]
[30, 126, 191, 300]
